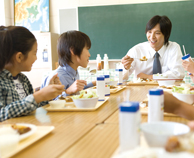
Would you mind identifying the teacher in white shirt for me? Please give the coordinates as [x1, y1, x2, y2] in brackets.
[122, 15, 185, 80]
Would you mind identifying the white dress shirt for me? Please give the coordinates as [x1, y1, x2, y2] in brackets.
[123, 41, 185, 80]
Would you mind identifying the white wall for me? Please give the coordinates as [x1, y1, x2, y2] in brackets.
[4, 0, 13, 26]
[0, 0, 5, 25]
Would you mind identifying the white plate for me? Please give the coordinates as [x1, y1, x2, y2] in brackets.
[114, 147, 194, 158]
[15, 123, 37, 141]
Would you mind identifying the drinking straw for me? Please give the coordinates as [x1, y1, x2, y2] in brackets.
[182, 45, 186, 56]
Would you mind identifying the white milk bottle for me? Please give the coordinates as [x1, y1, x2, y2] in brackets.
[182, 54, 192, 75]
[104, 75, 110, 96]
[119, 101, 141, 152]
[148, 89, 164, 122]
[182, 53, 191, 61]
[96, 76, 105, 101]
[115, 69, 123, 85]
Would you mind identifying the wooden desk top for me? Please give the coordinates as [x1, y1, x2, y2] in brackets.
[60, 115, 189, 158]
[0, 86, 189, 158]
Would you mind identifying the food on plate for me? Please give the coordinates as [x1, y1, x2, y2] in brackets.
[0, 124, 31, 135]
[72, 90, 98, 99]
[64, 96, 73, 102]
[142, 78, 154, 82]
[11, 124, 31, 135]
[159, 85, 174, 89]
[165, 134, 194, 153]
[133, 78, 155, 83]
[59, 96, 73, 102]
[172, 86, 194, 94]
[140, 56, 148, 61]
[165, 136, 180, 152]
[93, 85, 117, 89]
[110, 85, 117, 89]
[59, 95, 65, 99]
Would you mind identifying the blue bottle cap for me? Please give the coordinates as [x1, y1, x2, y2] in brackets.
[97, 76, 104, 81]
[115, 69, 123, 71]
[104, 75, 110, 78]
[182, 54, 190, 60]
[119, 101, 139, 112]
[149, 89, 163, 95]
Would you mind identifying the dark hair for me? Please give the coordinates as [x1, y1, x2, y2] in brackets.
[57, 30, 91, 66]
[0, 26, 36, 71]
[145, 15, 172, 46]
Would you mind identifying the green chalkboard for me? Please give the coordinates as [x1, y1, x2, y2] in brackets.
[78, 1, 194, 59]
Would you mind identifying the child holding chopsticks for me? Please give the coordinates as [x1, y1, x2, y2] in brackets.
[41, 31, 96, 99]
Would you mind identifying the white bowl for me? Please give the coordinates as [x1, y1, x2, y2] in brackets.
[172, 92, 194, 104]
[49, 100, 66, 109]
[73, 97, 98, 108]
[140, 121, 190, 147]
[157, 80, 175, 86]
[110, 80, 118, 86]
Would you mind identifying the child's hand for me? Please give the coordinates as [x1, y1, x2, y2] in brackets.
[188, 121, 194, 131]
[33, 84, 65, 103]
[188, 73, 194, 83]
[66, 80, 87, 95]
[92, 80, 96, 86]
[182, 58, 194, 74]
[49, 73, 62, 85]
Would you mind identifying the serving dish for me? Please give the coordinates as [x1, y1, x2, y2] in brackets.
[46, 97, 109, 112]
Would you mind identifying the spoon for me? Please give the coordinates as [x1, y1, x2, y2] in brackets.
[85, 69, 97, 80]
[133, 58, 148, 61]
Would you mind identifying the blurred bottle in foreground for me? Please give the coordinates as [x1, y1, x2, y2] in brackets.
[119, 101, 141, 152]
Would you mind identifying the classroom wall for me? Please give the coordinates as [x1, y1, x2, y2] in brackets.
[0, 0, 5, 25]
[6, 0, 185, 34]
[4, 0, 187, 88]
[52, 0, 186, 34]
